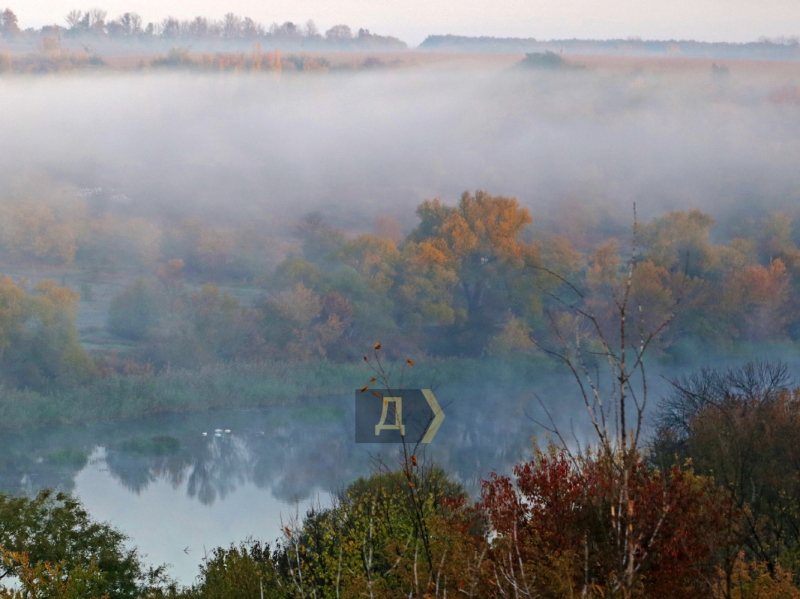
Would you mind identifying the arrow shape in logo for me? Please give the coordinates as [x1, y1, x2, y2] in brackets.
[420, 389, 445, 444]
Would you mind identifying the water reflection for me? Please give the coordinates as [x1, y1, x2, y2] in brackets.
[0, 393, 536, 506]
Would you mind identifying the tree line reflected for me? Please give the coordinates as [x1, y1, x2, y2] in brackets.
[0, 394, 533, 506]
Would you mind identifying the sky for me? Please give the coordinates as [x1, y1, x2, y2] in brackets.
[11, 0, 800, 46]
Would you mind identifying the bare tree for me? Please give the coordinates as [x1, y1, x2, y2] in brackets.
[241, 17, 263, 39]
[528, 208, 683, 598]
[304, 20, 319, 38]
[88, 8, 107, 33]
[223, 13, 243, 40]
[160, 17, 181, 39]
[118, 13, 142, 36]
[0, 8, 20, 36]
[187, 16, 209, 38]
[65, 9, 84, 31]
[655, 360, 799, 580]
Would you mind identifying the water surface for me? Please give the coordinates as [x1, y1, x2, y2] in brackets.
[0, 394, 532, 582]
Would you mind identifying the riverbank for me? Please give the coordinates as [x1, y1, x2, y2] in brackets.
[4, 342, 798, 431]
[0, 355, 553, 431]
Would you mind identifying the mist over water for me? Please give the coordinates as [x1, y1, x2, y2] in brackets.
[3, 353, 799, 583]
[1, 63, 799, 236]
[0, 392, 537, 581]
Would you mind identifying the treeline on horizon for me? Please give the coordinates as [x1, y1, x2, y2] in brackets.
[421, 33, 800, 60]
[5, 6, 800, 61]
[0, 188, 799, 396]
[0, 7, 406, 51]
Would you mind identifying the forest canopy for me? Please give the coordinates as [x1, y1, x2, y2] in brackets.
[0, 188, 798, 396]
[0, 6, 406, 50]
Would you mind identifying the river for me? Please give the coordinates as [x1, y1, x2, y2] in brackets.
[0, 393, 534, 583]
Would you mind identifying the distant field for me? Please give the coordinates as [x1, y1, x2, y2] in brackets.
[8, 48, 800, 76]
[5, 40, 800, 78]
[96, 50, 524, 71]
[562, 53, 800, 75]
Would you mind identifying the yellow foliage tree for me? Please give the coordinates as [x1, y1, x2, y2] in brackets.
[485, 311, 537, 358]
[406, 190, 536, 317]
[0, 547, 109, 599]
[398, 239, 459, 328]
[641, 209, 717, 274]
[713, 554, 800, 599]
[340, 233, 400, 294]
[268, 284, 347, 360]
[0, 198, 78, 265]
[0, 275, 26, 357]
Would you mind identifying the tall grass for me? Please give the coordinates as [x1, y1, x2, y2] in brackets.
[0, 355, 551, 430]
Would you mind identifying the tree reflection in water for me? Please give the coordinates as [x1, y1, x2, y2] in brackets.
[0, 393, 537, 506]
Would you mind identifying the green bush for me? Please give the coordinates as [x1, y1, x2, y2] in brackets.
[184, 540, 283, 599]
[108, 280, 161, 341]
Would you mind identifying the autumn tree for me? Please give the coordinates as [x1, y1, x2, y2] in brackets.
[374, 215, 404, 245]
[187, 284, 260, 360]
[0, 197, 79, 266]
[76, 215, 162, 274]
[640, 209, 718, 276]
[740, 212, 800, 271]
[264, 214, 407, 360]
[0, 275, 26, 358]
[481, 445, 729, 598]
[583, 236, 678, 353]
[654, 361, 800, 581]
[404, 191, 537, 354]
[162, 218, 236, 278]
[276, 466, 478, 599]
[257, 284, 348, 361]
[0, 278, 96, 389]
[719, 259, 791, 342]
[712, 555, 800, 599]
[397, 237, 460, 334]
[0, 548, 110, 599]
[295, 212, 348, 270]
[268, 256, 322, 292]
[340, 234, 400, 295]
[410, 191, 534, 313]
[185, 540, 282, 599]
[485, 312, 537, 358]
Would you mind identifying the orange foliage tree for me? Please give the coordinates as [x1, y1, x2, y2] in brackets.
[481, 446, 729, 598]
[720, 259, 790, 341]
[402, 191, 538, 353]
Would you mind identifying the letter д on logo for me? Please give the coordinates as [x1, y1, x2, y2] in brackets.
[355, 388, 445, 444]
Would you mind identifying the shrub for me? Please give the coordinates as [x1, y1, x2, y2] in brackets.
[185, 540, 282, 599]
[108, 280, 161, 341]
